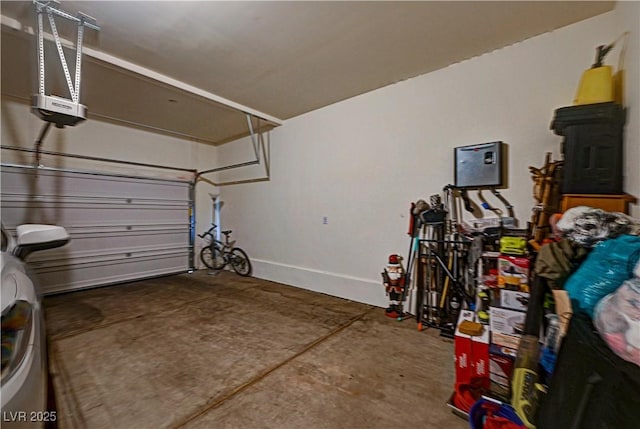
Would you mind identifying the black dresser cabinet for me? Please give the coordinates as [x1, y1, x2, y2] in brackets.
[551, 102, 625, 195]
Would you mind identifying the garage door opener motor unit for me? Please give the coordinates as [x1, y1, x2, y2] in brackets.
[31, 0, 100, 128]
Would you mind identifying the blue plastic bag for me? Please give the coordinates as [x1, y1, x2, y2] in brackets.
[564, 235, 640, 317]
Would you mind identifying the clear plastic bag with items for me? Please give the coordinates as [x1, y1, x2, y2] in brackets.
[594, 277, 640, 366]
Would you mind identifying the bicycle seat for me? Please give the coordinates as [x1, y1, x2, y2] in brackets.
[222, 230, 232, 236]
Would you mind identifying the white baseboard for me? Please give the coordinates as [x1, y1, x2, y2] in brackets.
[250, 258, 389, 308]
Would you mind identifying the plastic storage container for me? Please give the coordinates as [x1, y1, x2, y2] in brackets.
[551, 102, 625, 194]
[574, 66, 614, 105]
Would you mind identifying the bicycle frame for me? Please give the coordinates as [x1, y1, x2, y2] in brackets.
[198, 224, 252, 276]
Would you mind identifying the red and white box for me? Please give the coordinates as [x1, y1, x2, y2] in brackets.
[471, 320, 490, 390]
[489, 343, 517, 398]
[454, 310, 490, 389]
[454, 310, 475, 386]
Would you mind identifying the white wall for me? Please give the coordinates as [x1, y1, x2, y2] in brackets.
[615, 1, 640, 218]
[0, 97, 219, 266]
[216, 10, 638, 307]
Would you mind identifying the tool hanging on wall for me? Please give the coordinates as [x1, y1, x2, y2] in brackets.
[477, 188, 516, 220]
[444, 184, 516, 234]
[460, 188, 475, 213]
[489, 188, 515, 219]
[477, 189, 503, 218]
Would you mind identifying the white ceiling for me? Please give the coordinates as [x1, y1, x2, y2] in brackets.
[1, 1, 614, 145]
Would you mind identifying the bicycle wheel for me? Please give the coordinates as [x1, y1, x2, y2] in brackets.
[230, 248, 252, 276]
[200, 245, 226, 270]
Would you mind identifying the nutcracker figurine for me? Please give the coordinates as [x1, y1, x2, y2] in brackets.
[381, 254, 407, 319]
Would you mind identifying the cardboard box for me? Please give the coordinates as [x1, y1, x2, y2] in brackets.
[489, 344, 517, 399]
[500, 290, 530, 312]
[491, 331, 521, 349]
[489, 306, 526, 337]
[497, 255, 530, 291]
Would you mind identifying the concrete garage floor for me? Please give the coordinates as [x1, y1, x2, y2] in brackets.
[43, 271, 467, 429]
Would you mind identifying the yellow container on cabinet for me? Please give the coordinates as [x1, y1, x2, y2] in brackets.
[574, 65, 614, 105]
[613, 69, 625, 105]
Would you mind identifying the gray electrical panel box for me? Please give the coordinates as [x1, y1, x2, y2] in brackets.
[454, 141, 504, 188]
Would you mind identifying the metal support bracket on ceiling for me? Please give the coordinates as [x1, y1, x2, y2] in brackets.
[1, 9, 283, 145]
[3, 3, 279, 179]
[32, 0, 100, 128]
[195, 114, 271, 186]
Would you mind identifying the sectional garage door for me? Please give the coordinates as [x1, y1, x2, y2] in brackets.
[1, 165, 194, 294]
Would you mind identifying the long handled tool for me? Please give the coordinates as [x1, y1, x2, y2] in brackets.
[490, 188, 515, 218]
[400, 202, 419, 320]
[477, 189, 503, 219]
[416, 225, 427, 331]
[405, 203, 417, 282]
[439, 250, 455, 309]
[511, 276, 546, 428]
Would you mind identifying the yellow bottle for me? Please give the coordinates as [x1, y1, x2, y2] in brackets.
[574, 44, 616, 105]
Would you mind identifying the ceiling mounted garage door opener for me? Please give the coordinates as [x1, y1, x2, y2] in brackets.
[31, 0, 99, 164]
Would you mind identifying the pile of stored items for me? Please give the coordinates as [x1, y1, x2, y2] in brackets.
[383, 180, 640, 428]
[379, 37, 640, 428]
[447, 204, 640, 428]
[444, 38, 640, 429]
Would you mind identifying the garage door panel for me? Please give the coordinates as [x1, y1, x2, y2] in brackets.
[29, 247, 189, 269]
[1, 167, 190, 200]
[1, 194, 189, 207]
[1, 165, 193, 294]
[49, 229, 189, 254]
[27, 243, 191, 264]
[32, 252, 191, 295]
[2, 203, 188, 226]
[4, 225, 189, 257]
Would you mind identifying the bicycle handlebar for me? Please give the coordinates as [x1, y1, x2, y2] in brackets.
[197, 224, 218, 239]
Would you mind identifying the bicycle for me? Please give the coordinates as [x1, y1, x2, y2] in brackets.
[198, 224, 252, 276]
